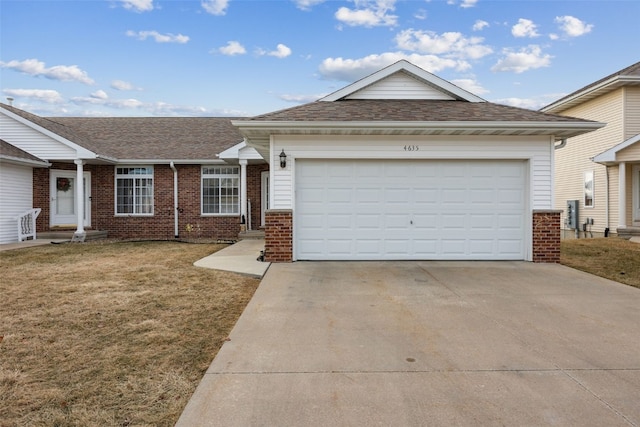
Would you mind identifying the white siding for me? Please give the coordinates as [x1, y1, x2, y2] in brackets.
[347, 73, 456, 100]
[554, 88, 624, 233]
[271, 134, 552, 212]
[624, 86, 640, 139]
[0, 113, 77, 159]
[0, 163, 34, 243]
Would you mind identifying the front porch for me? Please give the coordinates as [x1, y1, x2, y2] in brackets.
[618, 226, 640, 239]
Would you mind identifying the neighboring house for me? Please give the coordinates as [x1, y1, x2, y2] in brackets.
[234, 60, 602, 262]
[0, 105, 268, 244]
[0, 60, 602, 262]
[0, 139, 50, 243]
[541, 61, 640, 239]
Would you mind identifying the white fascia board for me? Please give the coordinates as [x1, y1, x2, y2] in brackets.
[593, 133, 640, 164]
[218, 140, 246, 160]
[320, 60, 486, 103]
[0, 155, 51, 168]
[1, 107, 97, 159]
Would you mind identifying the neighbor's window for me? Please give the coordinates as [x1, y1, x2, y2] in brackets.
[202, 166, 240, 215]
[115, 166, 154, 215]
[584, 170, 594, 208]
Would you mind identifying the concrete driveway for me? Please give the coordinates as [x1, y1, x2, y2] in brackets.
[176, 261, 640, 426]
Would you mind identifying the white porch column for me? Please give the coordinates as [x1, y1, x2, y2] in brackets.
[240, 159, 248, 230]
[73, 159, 86, 241]
[619, 162, 626, 228]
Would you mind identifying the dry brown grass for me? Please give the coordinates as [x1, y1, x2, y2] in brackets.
[561, 237, 640, 289]
[0, 241, 260, 426]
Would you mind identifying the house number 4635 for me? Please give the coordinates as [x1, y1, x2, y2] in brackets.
[404, 145, 419, 151]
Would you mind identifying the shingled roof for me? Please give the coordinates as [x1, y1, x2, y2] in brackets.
[246, 99, 591, 123]
[1, 103, 246, 162]
[0, 138, 48, 165]
[51, 117, 245, 161]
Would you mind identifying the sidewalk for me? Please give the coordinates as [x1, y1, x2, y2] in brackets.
[194, 239, 270, 278]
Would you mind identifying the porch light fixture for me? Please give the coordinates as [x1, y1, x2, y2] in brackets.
[279, 149, 287, 168]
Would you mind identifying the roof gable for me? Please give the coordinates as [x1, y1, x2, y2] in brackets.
[320, 60, 485, 103]
[593, 133, 640, 164]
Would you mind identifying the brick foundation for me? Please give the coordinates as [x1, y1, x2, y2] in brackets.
[264, 209, 293, 262]
[532, 210, 561, 263]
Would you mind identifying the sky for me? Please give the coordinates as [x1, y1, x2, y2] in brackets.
[1, 0, 638, 117]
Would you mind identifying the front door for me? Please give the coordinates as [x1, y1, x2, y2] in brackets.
[50, 170, 91, 227]
[634, 165, 640, 223]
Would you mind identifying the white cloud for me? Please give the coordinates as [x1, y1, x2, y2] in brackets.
[450, 78, 489, 95]
[395, 29, 493, 60]
[0, 59, 94, 85]
[472, 20, 489, 31]
[335, 0, 398, 28]
[293, 0, 325, 11]
[549, 33, 560, 41]
[279, 93, 326, 104]
[121, 0, 153, 12]
[492, 93, 565, 110]
[491, 45, 552, 73]
[126, 30, 189, 44]
[414, 9, 427, 20]
[218, 41, 246, 56]
[512, 18, 540, 38]
[3, 88, 64, 103]
[555, 15, 593, 37]
[201, 0, 229, 15]
[111, 80, 140, 91]
[447, 0, 477, 8]
[319, 52, 470, 82]
[90, 90, 109, 100]
[257, 44, 292, 58]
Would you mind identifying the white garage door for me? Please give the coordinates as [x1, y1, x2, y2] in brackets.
[295, 159, 526, 260]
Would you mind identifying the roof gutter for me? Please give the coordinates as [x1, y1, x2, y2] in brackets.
[554, 138, 567, 150]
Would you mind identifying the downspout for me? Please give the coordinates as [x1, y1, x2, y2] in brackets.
[554, 138, 567, 150]
[170, 162, 179, 238]
[605, 166, 610, 237]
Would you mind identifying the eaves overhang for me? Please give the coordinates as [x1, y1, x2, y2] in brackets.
[233, 120, 606, 142]
[113, 158, 227, 165]
[0, 155, 51, 168]
[592, 133, 640, 165]
[541, 75, 640, 113]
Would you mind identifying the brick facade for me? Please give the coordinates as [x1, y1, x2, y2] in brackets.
[264, 209, 293, 262]
[532, 210, 562, 263]
[33, 162, 267, 240]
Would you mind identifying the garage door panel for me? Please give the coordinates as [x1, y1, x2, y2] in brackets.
[296, 159, 526, 260]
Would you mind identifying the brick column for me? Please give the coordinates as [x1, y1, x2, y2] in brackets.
[264, 209, 293, 262]
[532, 210, 561, 263]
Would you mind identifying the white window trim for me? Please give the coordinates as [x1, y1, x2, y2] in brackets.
[584, 170, 594, 209]
[201, 166, 240, 216]
[114, 166, 154, 216]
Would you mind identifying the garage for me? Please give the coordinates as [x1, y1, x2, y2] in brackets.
[295, 159, 526, 260]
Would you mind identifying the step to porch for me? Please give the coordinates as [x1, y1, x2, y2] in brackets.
[38, 230, 108, 241]
[618, 227, 640, 239]
[238, 230, 265, 240]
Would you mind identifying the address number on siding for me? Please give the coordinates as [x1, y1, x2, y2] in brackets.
[404, 145, 419, 151]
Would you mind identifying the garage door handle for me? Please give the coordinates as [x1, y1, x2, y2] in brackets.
[410, 220, 413, 225]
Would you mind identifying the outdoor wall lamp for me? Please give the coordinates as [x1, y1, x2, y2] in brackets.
[279, 149, 287, 168]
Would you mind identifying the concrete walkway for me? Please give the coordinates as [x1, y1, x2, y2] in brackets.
[0, 239, 67, 251]
[194, 239, 270, 278]
[176, 261, 640, 427]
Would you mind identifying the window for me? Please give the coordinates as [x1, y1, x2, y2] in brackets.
[115, 166, 154, 215]
[584, 170, 594, 208]
[202, 166, 239, 215]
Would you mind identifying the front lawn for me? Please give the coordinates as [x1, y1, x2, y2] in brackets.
[0, 241, 260, 426]
[561, 237, 640, 289]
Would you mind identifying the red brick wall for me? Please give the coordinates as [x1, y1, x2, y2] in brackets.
[33, 162, 272, 240]
[532, 210, 561, 263]
[264, 209, 293, 262]
[247, 164, 269, 229]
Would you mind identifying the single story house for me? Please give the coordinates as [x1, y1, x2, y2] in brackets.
[541, 61, 640, 239]
[1, 60, 603, 262]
